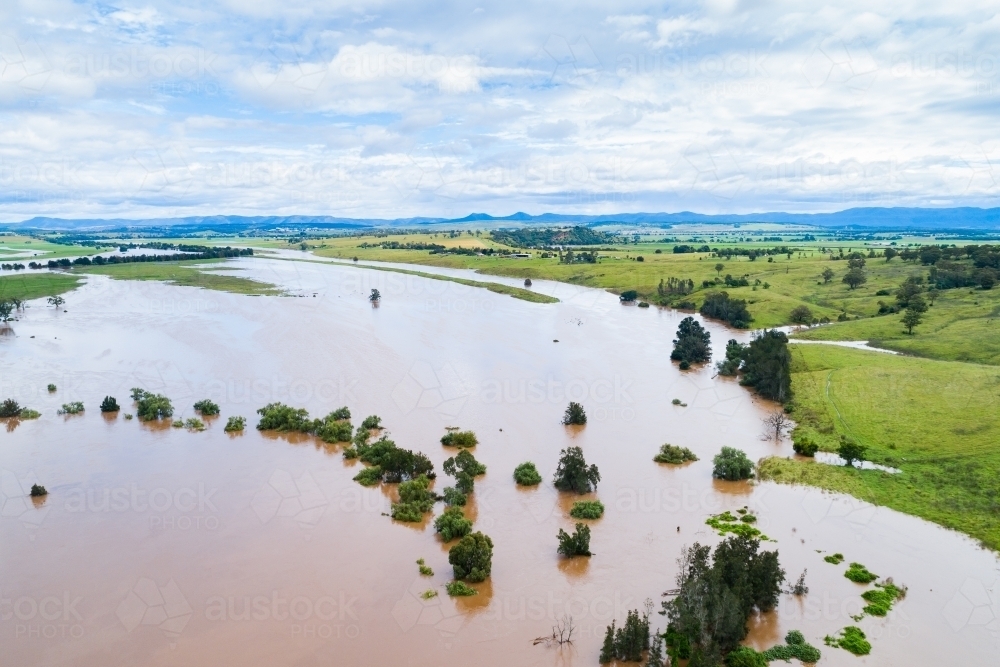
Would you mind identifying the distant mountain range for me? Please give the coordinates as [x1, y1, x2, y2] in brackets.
[5, 207, 1000, 232]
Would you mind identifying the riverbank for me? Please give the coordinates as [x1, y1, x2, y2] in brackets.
[0, 272, 83, 301]
[74, 259, 280, 296]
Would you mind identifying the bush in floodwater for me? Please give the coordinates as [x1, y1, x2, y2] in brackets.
[357, 437, 435, 483]
[598, 608, 650, 663]
[724, 646, 767, 667]
[448, 531, 493, 582]
[838, 437, 866, 467]
[824, 553, 844, 564]
[844, 562, 878, 584]
[442, 487, 467, 506]
[513, 461, 543, 486]
[58, 402, 84, 415]
[654, 444, 699, 464]
[444, 450, 486, 494]
[360, 415, 382, 430]
[315, 410, 353, 443]
[31, 484, 48, 497]
[224, 416, 246, 432]
[445, 581, 477, 597]
[434, 506, 473, 541]
[353, 466, 382, 487]
[440, 430, 478, 447]
[132, 390, 174, 421]
[861, 581, 906, 616]
[553, 446, 600, 494]
[569, 500, 605, 519]
[255, 402, 311, 431]
[824, 626, 870, 656]
[47, 384, 57, 393]
[391, 475, 436, 521]
[792, 436, 818, 457]
[100, 396, 120, 413]
[193, 399, 220, 416]
[19, 408, 40, 419]
[0, 399, 24, 418]
[184, 418, 205, 431]
[713, 447, 754, 480]
[760, 631, 821, 663]
[557, 523, 592, 557]
[562, 401, 587, 425]
[416, 558, 433, 576]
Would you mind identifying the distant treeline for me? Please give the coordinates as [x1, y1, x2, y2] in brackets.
[673, 245, 798, 259]
[490, 226, 616, 248]
[358, 241, 446, 251]
[29, 247, 253, 270]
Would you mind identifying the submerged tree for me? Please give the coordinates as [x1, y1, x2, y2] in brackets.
[740, 330, 791, 402]
[562, 402, 587, 425]
[557, 523, 592, 557]
[671, 316, 712, 365]
[553, 446, 600, 494]
[448, 531, 493, 582]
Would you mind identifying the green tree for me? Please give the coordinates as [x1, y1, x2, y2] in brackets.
[901, 307, 923, 334]
[562, 401, 587, 425]
[842, 268, 867, 290]
[821, 267, 835, 283]
[557, 523, 592, 557]
[513, 461, 542, 485]
[884, 248, 898, 262]
[369, 288, 381, 302]
[193, 399, 220, 416]
[671, 316, 712, 364]
[444, 449, 486, 494]
[100, 396, 120, 412]
[712, 447, 754, 480]
[716, 339, 746, 376]
[715, 263, 725, 276]
[838, 438, 866, 467]
[553, 446, 600, 494]
[434, 506, 473, 541]
[789, 305, 813, 324]
[0, 301, 13, 322]
[448, 531, 493, 582]
[740, 330, 791, 402]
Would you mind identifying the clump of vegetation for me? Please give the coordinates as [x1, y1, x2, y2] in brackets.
[557, 523, 592, 557]
[654, 444, 698, 464]
[132, 389, 174, 420]
[824, 626, 871, 655]
[861, 580, 906, 616]
[569, 500, 605, 519]
[716, 339, 747, 376]
[124, 413, 133, 420]
[445, 581, 477, 597]
[353, 436, 435, 484]
[47, 384, 57, 393]
[443, 449, 486, 495]
[705, 509, 768, 540]
[58, 402, 85, 415]
[758, 630, 822, 664]
[193, 399, 220, 416]
[360, 415, 382, 430]
[599, 608, 650, 663]
[434, 506, 473, 541]
[713, 447, 754, 480]
[671, 398, 687, 406]
[671, 316, 712, 365]
[663, 536, 785, 666]
[442, 487, 467, 506]
[838, 436, 866, 467]
[788, 570, 809, 596]
[513, 461, 542, 486]
[184, 417, 205, 431]
[553, 446, 600, 493]
[562, 401, 587, 425]
[100, 396, 120, 412]
[18, 408, 40, 419]
[224, 416, 245, 432]
[739, 330, 792, 402]
[172, 420, 184, 428]
[448, 531, 493, 582]
[792, 435, 818, 456]
[844, 562, 878, 584]
[823, 552, 845, 565]
[30, 484, 48, 497]
[440, 430, 478, 447]
[315, 408, 353, 443]
[255, 402, 312, 431]
[700, 291, 753, 328]
[420, 589, 438, 599]
[391, 475, 437, 521]
[416, 558, 433, 576]
[0, 399, 23, 418]
[353, 466, 383, 486]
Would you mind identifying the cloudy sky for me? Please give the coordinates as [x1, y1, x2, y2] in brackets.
[1, 0, 998, 220]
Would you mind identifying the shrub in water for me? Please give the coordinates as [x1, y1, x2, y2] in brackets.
[513, 461, 542, 486]
[861, 581, 905, 616]
[654, 444, 698, 464]
[360, 415, 382, 430]
[193, 399, 220, 416]
[224, 416, 246, 432]
[844, 562, 878, 584]
[553, 446, 600, 494]
[443, 450, 486, 494]
[792, 436, 818, 456]
[557, 523, 591, 557]
[825, 626, 870, 655]
[448, 531, 493, 582]
[30, 484, 47, 497]
[47, 384, 57, 393]
[434, 506, 473, 541]
[1, 399, 24, 418]
[713, 447, 754, 480]
[598, 608, 650, 663]
[133, 390, 174, 421]
[569, 500, 605, 519]
[315, 410, 353, 443]
[255, 402, 311, 431]
[671, 316, 712, 365]
[416, 558, 433, 576]
[445, 581, 477, 597]
[100, 396, 120, 413]
[760, 630, 821, 663]
[184, 418, 205, 431]
[725, 646, 767, 667]
[19, 408, 40, 419]
[58, 402, 84, 415]
[562, 401, 587, 425]
[353, 466, 383, 487]
[824, 553, 844, 564]
[440, 430, 478, 447]
[391, 475, 436, 521]
[442, 487, 467, 506]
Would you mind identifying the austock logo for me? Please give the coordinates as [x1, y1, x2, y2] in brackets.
[116, 578, 193, 644]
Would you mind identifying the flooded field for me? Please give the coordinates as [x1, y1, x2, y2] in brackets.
[3, 257, 999, 666]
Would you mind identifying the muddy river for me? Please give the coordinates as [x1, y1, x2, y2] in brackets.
[2, 257, 998, 666]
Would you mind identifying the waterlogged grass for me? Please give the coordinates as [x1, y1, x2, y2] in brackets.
[445, 581, 477, 597]
[861, 581, 906, 617]
[569, 500, 605, 520]
[844, 562, 878, 584]
[825, 626, 871, 656]
[75, 260, 280, 296]
[705, 509, 769, 541]
[0, 273, 82, 302]
[761, 344, 1000, 551]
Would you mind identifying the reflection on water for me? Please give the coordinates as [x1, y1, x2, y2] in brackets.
[1, 259, 997, 667]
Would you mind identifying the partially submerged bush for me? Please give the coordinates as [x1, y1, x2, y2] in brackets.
[47, 384, 57, 393]
[792, 436, 818, 457]
[654, 444, 698, 464]
[193, 399, 220, 416]
[712, 447, 754, 481]
[18, 408, 40, 419]
[443, 450, 486, 494]
[448, 531, 493, 582]
[513, 461, 542, 486]
[562, 401, 587, 425]
[417, 558, 433, 576]
[3, 398, 26, 417]
[184, 417, 205, 431]
[824, 626, 870, 656]
[445, 581, 477, 597]
[353, 466, 383, 487]
[442, 487, 467, 506]
[861, 580, 906, 616]
[441, 430, 478, 447]
[671, 316, 712, 365]
[844, 562, 878, 584]
[58, 402, 85, 415]
[315, 409, 353, 443]
[823, 553, 844, 564]
[569, 500, 605, 519]
[760, 630, 822, 663]
[553, 446, 600, 494]
[557, 523, 591, 557]
[356, 436, 435, 483]
[100, 396, 120, 413]
[599, 608, 650, 663]
[434, 506, 473, 541]
[255, 402, 312, 431]
[30, 484, 47, 497]
[224, 416, 246, 432]
[360, 415, 382, 430]
[132, 389, 174, 421]
[391, 475, 436, 521]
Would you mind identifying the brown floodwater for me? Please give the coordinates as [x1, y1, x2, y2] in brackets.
[2, 257, 999, 666]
